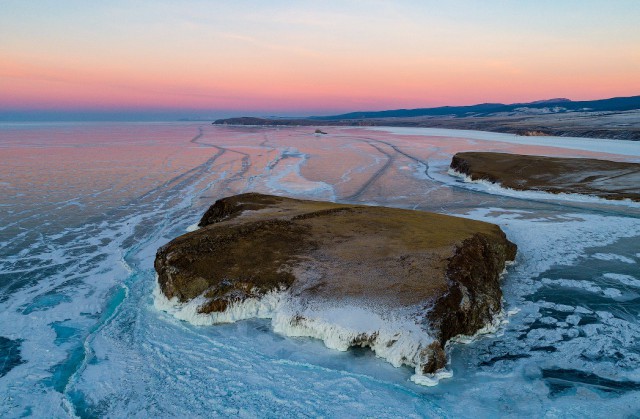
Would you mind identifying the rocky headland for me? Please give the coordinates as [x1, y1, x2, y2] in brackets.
[450, 152, 640, 202]
[155, 193, 516, 384]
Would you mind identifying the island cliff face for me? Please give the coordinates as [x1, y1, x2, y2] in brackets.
[155, 193, 516, 380]
[450, 152, 640, 202]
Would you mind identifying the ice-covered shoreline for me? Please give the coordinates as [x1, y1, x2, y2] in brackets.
[448, 168, 640, 207]
[154, 281, 486, 386]
[153, 263, 518, 387]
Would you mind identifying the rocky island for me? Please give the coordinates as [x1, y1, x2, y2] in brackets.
[450, 152, 640, 202]
[155, 193, 516, 385]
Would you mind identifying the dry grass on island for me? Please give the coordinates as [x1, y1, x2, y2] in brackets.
[450, 152, 640, 202]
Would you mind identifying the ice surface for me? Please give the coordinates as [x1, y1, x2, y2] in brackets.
[371, 126, 640, 158]
[2, 123, 640, 417]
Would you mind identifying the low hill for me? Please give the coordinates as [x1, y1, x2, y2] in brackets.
[313, 95, 640, 120]
[213, 95, 640, 140]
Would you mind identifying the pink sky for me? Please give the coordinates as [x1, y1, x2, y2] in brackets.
[1, 1, 639, 115]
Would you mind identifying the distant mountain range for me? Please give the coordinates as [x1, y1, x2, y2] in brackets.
[311, 95, 640, 120]
[214, 95, 640, 140]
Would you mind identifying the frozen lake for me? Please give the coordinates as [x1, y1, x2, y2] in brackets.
[1, 122, 639, 417]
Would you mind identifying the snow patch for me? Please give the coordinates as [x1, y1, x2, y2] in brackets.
[185, 222, 200, 232]
[603, 273, 640, 288]
[592, 253, 636, 264]
[411, 369, 453, 386]
[449, 309, 507, 345]
[539, 277, 627, 299]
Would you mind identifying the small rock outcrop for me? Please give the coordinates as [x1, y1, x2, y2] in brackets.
[155, 193, 516, 379]
[451, 152, 640, 202]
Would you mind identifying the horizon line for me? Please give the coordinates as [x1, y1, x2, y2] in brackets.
[1, 93, 639, 123]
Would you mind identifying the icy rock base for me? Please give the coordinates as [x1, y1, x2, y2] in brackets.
[153, 284, 464, 386]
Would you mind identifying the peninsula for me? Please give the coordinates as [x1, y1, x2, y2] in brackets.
[213, 95, 640, 141]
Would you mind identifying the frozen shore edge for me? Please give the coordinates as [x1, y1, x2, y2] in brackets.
[448, 168, 640, 207]
[153, 280, 509, 386]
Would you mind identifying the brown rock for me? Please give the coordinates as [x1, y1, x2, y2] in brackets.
[155, 193, 516, 374]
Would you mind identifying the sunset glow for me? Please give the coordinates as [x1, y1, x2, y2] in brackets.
[1, 0, 639, 118]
